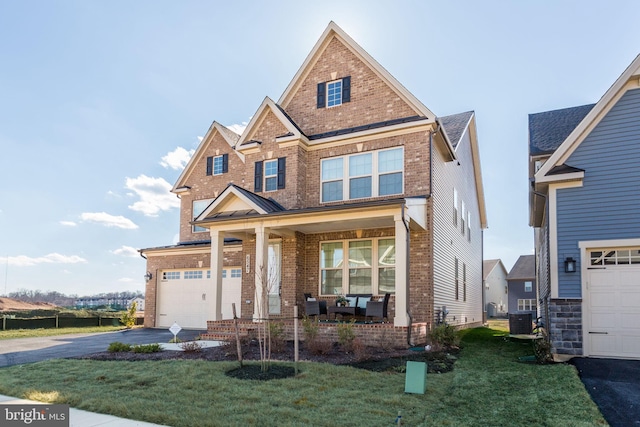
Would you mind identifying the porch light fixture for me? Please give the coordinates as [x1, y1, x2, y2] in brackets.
[564, 257, 577, 273]
[144, 271, 153, 282]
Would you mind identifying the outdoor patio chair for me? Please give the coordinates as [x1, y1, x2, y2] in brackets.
[304, 294, 327, 319]
[365, 293, 390, 322]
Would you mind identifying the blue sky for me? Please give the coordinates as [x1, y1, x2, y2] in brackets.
[1, 1, 639, 296]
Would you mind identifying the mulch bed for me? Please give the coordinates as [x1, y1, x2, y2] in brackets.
[75, 340, 459, 381]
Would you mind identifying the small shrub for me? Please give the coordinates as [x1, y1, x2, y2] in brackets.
[132, 343, 162, 353]
[108, 342, 132, 353]
[119, 301, 137, 329]
[337, 319, 356, 351]
[429, 324, 459, 348]
[168, 337, 182, 343]
[301, 316, 319, 341]
[180, 341, 203, 353]
[269, 321, 286, 353]
[352, 338, 368, 361]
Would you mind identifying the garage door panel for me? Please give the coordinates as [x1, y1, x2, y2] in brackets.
[586, 259, 640, 359]
[621, 335, 640, 355]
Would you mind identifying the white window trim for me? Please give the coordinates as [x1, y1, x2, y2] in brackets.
[319, 237, 395, 296]
[320, 147, 404, 203]
[453, 188, 459, 226]
[517, 299, 536, 311]
[524, 281, 533, 292]
[326, 79, 343, 108]
[212, 155, 224, 176]
[264, 159, 278, 192]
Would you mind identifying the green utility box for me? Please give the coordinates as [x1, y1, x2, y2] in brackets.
[404, 361, 427, 394]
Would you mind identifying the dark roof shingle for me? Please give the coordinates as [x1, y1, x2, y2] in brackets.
[507, 255, 536, 280]
[529, 104, 595, 156]
[440, 111, 473, 148]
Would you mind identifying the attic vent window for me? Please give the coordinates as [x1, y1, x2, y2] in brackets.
[317, 76, 351, 108]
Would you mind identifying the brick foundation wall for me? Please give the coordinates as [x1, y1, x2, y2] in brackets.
[549, 298, 583, 356]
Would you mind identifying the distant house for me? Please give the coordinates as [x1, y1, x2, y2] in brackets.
[128, 297, 145, 312]
[529, 54, 640, 359]
[507, 255, 537, 317]
[483, 259, 508, 317]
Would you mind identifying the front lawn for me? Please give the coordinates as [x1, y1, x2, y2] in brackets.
[0, 327, 606, 427]
[0, 325, 128, 340]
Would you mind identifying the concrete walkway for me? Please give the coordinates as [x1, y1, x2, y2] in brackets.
[0, 394, 170, 426]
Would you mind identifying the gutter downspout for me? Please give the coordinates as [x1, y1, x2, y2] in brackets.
[532, 190, 551, 344]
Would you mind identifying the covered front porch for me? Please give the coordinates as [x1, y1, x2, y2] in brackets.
[193, 184, 429, 330]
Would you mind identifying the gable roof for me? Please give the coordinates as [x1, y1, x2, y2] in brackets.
[277, 21, 436, 120]
[195, 183, 285, 222]
[236, 97, 309, 151]
[440, 111, 474, 149]
[507, 255, 536, 281]
[536, 53, 640, 179]
[483, 259, 506, 281]
[172, 121, 242, 192]
[529, 104, 595, 156]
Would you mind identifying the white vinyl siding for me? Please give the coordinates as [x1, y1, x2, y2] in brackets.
[432, 123, 483, 326]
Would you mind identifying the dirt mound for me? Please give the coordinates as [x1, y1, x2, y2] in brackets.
[0, 297, 58, 311]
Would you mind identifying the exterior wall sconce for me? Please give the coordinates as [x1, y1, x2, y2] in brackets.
[564, 257, 577, 273]
[144, 271, 153, 282]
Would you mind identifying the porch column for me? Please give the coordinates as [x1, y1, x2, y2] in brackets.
[209, 229, 224, 321]
[254, 225, 270, 321]
[394, 213, 410, 327]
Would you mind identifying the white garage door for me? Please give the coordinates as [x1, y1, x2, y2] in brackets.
[585, 248, 640, 358]
[156, 267, 243, 329]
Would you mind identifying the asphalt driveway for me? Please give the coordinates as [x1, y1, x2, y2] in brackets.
[0, 328, 204, 367]
[571, 357, 640, 427]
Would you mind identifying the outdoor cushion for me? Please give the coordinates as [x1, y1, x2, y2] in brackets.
[308, 297, 316, 301]
[357, 297, 371, 309]
[345, 296, 358, 307]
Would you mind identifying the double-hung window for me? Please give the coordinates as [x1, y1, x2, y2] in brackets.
[317, 76, 351, 108]
[193, 198, 214, 232]
[320, 147, 403, 202]
[524, 281, 533, 292]
[320, 238, 395, 295]
[264, 159, 278, 192]
[254, 158, 286, 192]
[453, 189, 459, 226]
[206, 154, 228, 176]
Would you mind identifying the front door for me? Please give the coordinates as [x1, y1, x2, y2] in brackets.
[268, 241, 281, 315]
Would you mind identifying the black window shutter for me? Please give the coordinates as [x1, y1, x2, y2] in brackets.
[317, 82, 326, 108]
[342, 76, 351, 103]
[206, 156, 213, 176]
[277, 157, 286, 190]
[222, 154, 229, 173]
[254, 161, 263, 192]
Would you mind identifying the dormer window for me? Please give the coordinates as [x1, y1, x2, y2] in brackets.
[317, 76, 351, 108]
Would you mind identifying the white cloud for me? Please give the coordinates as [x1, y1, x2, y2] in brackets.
[111, 245, 139, 258]
[125, 174, 179, 217]
[2, 253, 88, 267]
[118, 277, 136, 283]
[80, 212, 138, 229]
[60, 221, 77, 227]
[160, 147, 194, 170]
[228, 121, 248, 135]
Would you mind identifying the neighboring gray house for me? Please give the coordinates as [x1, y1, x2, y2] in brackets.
[507, 255, 537, 317]
[529, 54, 640, 359]
[483, 259, 508, 316]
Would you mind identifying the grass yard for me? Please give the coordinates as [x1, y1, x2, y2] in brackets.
[0, 327, 606, 427]
[0, 325, 127, 340]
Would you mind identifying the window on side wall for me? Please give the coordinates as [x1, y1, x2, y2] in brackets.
[453, 189, 459, 226]
[193, 198, 214, 232]
[518, 299, 536, 311]
[524, 281, 533, 292]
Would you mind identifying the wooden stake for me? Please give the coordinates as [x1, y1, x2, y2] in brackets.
[232, 303, 243, 367]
